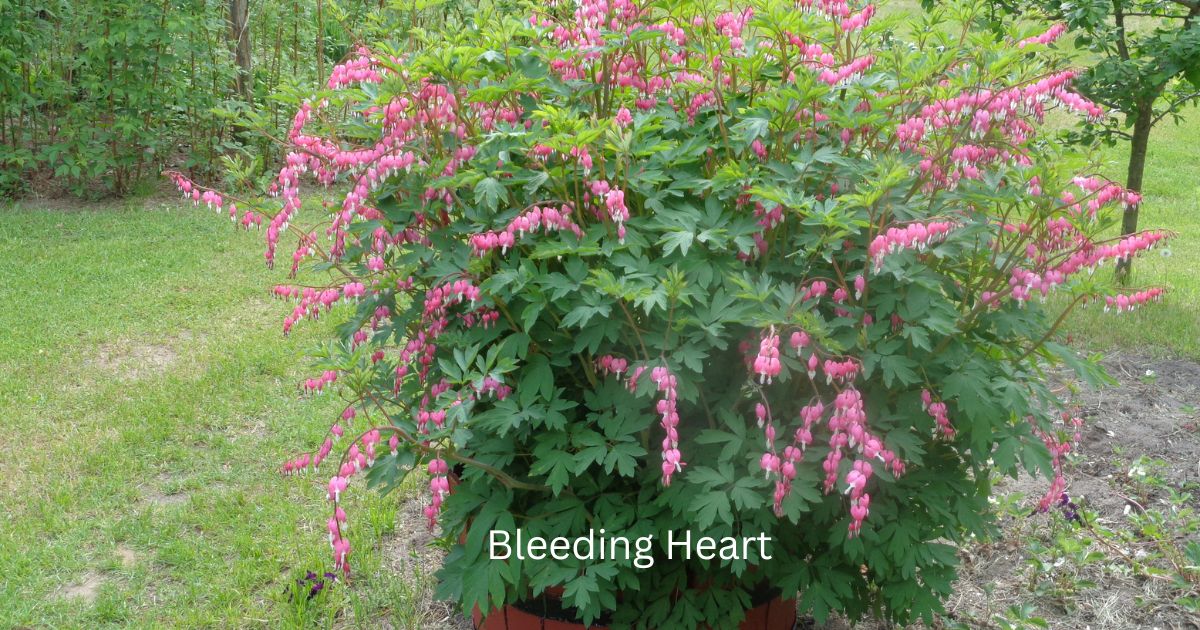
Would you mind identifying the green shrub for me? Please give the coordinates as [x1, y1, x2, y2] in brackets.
[171, 0, 1169, 626]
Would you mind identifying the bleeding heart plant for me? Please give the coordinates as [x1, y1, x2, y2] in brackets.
[167, 0, 1169, 626]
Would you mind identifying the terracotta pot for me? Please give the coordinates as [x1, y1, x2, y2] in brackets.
[471, 593, 797, 630]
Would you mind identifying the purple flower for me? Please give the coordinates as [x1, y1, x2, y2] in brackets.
[290, 569, 338, 601]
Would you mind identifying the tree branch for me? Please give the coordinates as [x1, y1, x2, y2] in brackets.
[1122, 12, 1188, 19]
[1151, 91, 1200, 127]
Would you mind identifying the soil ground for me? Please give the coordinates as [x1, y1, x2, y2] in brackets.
[925, 352, 1200, 630]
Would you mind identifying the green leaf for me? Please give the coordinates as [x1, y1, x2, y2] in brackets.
[607, 442, 645, 477]
[691, 490, 733, 529]
[729, 479, 766, 511]
[563, 573, 599, 617]
[562, 303, 611, 328]
[529, 446, 574, 494]
[1185, 65, 1200, 90]
[880, 354, 921, 387]
[520, 301, 544, 332]
[520, 354, 555, 401]
[659, 230, 695, 256]
[474, 177, 505, 212]
[731, 116, 770, 144]
[523, 170, 550, 194]
[574, 429, 609, 473]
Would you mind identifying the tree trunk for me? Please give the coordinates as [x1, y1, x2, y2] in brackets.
[229, 0, 251, 102]
[1115, 100, 1153, 282]
[316, 0, 324, 85]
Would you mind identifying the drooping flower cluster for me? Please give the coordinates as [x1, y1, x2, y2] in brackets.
[469, 204, 583, 257]
[895, 68, 1106, 192]
[757, 379, 905, 535]
[753, 320, 907, 535]
[600, 362, 686, 482]
[650, 366, 684, 486]
[315, 421, 391, 576]
[599, 183, 631, 242]
[922, 389, 955, 439]
[1104, 288, 1166, 313]
[425, 458, 451, 528]
[840, 4, 875, 31]
[821, 358, 859, 385]
[168, 171, 260, 228]
[756, 401, 804, 517]
[1033, 413, 1083, 513]
[595, 355, 629, 377]
[326, 474, 350, 574]
[714, 8, 753, 51]
[268, 284, 371, 335]
[844, 459, 873, 535]
[753, 328, 782, 384]
[1018, 23, 1068, 49]
[1070, 175, 1144, 215]
[327, 47, 387, 89]
[789, 330, 811, 353]
[797, 0, 854, 18]
[868, 220, 958, 271]
[282, 406, 357, 476]
[817, 55, 874, 86]
[997, 224, 1169, 306]
[302, 370, 339, 395]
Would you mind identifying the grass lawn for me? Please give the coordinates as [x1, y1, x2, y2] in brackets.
[0, 200, 430, 628]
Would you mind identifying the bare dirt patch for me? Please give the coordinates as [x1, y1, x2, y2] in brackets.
[144, 490, 190, 507]
[229, 413, 272, 443]
[372, 491, 472, 630]
[115, 545, 138, 568]
[1078, 354, 1200, 485]
[88, 334, 190, 380]
[60, 572, 105, 604]
[143, 475, 192, 507]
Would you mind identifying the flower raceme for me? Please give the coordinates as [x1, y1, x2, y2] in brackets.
[425, 458, 451, 528]
[868, 220, 958, 271]
[650, 366, 684, 486]
[165, 0, 1172, 623]
[753, 328, 782, 384]
[922, 390, 956, 439]
[1018, 23, 1068, 49]
[1104, 288, 1165, 313]
[469, 204, 584, 257]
